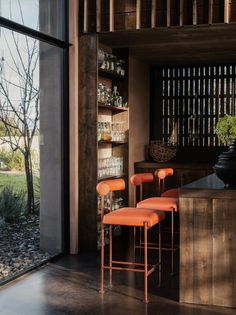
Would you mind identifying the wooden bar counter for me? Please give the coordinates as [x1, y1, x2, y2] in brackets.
[179, 173, 236, 308]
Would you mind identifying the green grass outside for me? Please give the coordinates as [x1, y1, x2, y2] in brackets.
[0, 173, 39, 193]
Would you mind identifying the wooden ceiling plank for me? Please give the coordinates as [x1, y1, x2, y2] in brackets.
[109, 0, 114, 32]
[151, 0, 157, 28]
[208, 0, 213, 25]
[167, 0, 171, 27]
[136, 0, 141, 30]
[224, 0, 229, 24]
[179, 0, 184, 26]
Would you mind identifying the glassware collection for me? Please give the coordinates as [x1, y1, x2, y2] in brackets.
[98, 156, 124, 179]
[97, 195, 124, 248]
[97, 195, 125, 213]
[97, 121, 126, 142]
[100, 51, 125, 77]
[98, 83, 128, 108]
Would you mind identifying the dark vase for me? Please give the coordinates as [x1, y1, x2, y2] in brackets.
[214, 139, 236, 187]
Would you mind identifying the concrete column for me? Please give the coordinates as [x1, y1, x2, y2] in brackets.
[39, 1, 65, 254]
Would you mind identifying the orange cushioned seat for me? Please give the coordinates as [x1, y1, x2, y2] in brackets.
[137, 197, 179, 212]
[161, 188, 179, 198]
[97, 178, 165, 303]
[103, 207, 165, 227]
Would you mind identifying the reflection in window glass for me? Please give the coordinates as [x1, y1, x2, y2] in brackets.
[0, 0, 65, 40]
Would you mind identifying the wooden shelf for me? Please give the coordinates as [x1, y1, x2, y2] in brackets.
[98, 103, 128, 112]
[98, 140, 127, 145]
[98, 68, 127, 80]
[97, 173, 127, 182]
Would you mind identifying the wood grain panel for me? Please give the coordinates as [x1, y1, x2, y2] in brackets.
[212, 199, 236, 307]
[192, 198, 213, 305]
[179, 197, 194, 303]
[69, 0, 79, 254]
[78, 34, 98, 251]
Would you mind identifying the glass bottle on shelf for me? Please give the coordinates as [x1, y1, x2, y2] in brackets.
[100, 84, 106, 104]
[97, 122, 102, 141]
[106, 88, 112, 106]
[112, 85, 119, 107]
[98, 83, 103, 103]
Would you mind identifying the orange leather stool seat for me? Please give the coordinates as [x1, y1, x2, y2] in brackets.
[137, 197, 179, 212]
[103, 207, 165, 227]
[97, 178, 165, 303]
[161, 188, 179, 198]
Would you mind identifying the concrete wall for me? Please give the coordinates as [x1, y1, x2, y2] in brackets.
[39, 1, 65, 254]
[128, 57, 150, 206]
[39, 44, 63, 254]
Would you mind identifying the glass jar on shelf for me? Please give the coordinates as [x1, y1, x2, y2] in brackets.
[112, 85, 119, 107]
[106, 88, 112, 106]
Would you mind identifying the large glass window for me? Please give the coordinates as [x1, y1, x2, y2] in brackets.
[0, 1, 68, 283]
[0, 0, 66, 40]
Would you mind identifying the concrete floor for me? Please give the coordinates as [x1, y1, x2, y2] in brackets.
[0, 247, 236, 315]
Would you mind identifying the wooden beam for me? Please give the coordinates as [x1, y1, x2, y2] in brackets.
[208, 0, 213, 25]
[83, 0, 88, 33]
[224, 0, 229, 24]
[179, 0, 184, 26]
[167, 0, 171, 27]
[69, 0, 79, 254]
[96, 0, 101, 32]
[109, 0, 114, 32]
[151, 0, 157, 28]
[136, 0, 141, 29]
[193, 0, 197, 25]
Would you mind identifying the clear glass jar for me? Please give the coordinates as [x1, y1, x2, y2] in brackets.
[106, 88, 112, 106]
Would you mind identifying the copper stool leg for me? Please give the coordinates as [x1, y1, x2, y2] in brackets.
[158, 223, 162, 287]
[133, 226, 136, 259]
[109, 224, 113, 288]
[144, 222, 149, 303]
[171, 209, 174, 275]
[100, 222, 105, 294]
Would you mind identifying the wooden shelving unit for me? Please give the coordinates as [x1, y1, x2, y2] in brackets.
[78, 35, 129, 251]
[97, 46, 129, 249]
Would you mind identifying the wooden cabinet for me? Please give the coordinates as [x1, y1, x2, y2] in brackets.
[78, 34, 129, 251]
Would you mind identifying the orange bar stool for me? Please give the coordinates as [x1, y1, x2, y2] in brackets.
[136, 168, 178, 275]
[97, 178, 165, 303]
[155, 168, 174, 196]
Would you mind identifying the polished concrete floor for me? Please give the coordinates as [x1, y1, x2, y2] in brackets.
[0, 238, 236, 315]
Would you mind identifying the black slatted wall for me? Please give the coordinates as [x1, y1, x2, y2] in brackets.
[151, 65, 236, 147]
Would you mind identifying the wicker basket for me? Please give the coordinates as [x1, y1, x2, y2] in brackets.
[149, 140, 177, 163]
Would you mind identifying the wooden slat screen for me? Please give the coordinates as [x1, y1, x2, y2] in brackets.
[80, 0, 235, 33]
[159, 65, 236, 147]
